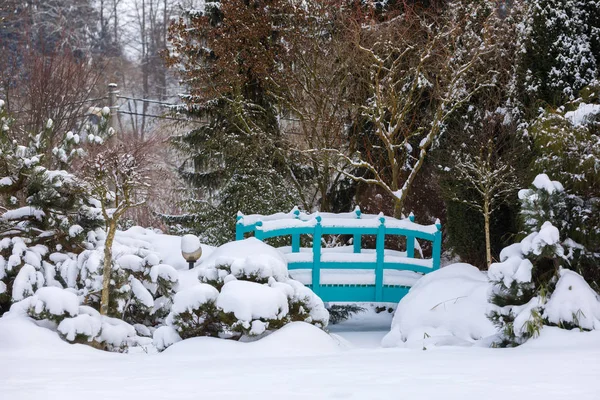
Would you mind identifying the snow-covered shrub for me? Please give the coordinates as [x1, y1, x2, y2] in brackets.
[167, 284, 225, 339]
[162, 239, 328, 349]
[27, 287, 79, 323]
[382, 264, 496, 348]
[489, 177, 600, 346]
[0, 105, 106, 316]
[57, 305, 142, 351]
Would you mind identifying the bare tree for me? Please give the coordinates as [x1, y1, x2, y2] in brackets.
[328, 4, 497, 218]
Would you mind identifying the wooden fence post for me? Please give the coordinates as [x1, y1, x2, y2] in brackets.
[375, 214, 385, 301]
[312, 215, 322, 295]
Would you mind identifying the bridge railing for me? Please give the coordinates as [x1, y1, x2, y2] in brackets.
[235, 207, 442, 302]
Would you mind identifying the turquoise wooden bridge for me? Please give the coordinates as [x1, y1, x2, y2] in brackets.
[236, 207, 442, 303]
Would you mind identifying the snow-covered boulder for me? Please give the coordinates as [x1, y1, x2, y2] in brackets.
[382, 264, 496, 348]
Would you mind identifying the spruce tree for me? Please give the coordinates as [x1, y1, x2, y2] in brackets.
[517, 0, 600, 110]
[164, 1, 297, 245]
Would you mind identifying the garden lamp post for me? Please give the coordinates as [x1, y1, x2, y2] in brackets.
[181, 234, 202, 270]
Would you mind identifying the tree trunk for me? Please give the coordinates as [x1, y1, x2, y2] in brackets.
[100, 219, 117, 316]
[393, 198, 402, 219]
[483, 196, 492, 269]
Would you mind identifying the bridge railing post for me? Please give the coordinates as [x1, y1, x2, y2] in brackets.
[255, 221, 264, 241]
[235, 212, 244, 241]
[375, 213, 385, 301]
[432, 219, 442, 270]
[292, 206, 300, 253]
[312, 215, 322, 295]
[353, 206, 361, 253]
[406, 212, 415, 258]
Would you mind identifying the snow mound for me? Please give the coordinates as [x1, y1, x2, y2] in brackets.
[382, 264, 496, 348]
[216, 280, 289, 322]
[0, 317, 73, 354]
[161, 322, 344, 358]
[544, 269, 600, 330]
[199, 238, 289, 282]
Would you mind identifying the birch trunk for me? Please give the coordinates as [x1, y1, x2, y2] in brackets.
[483, 196, 492, 268]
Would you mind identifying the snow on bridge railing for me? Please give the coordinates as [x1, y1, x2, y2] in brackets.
[235, 207, 442, 303]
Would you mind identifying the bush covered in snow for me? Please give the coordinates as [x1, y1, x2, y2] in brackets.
[489, 175, 600, 346]
[382, 263, 496, 348]
[161, 238, 328, 347]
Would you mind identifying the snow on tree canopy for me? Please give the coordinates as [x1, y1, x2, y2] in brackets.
[58, 314, 102, 342]
[170, 284, 219, 315]
[544, 269, 600, 330]
[29, 287, 80, 318]
[531, 174, 564, 195]
[150, 264, 179, 283]
[116, 254, 145, 272]
[216, 280, 289, 322]
[153, 325, 182, 351]
[181, 234, 201, 254]
[565, 103, 600, 126]
[382, 264, 496, 348]
[199, 238, 289, 282]
[488, 257, 534, 288]
[520, 221, 562, 257]
[12, 265, 44, 301]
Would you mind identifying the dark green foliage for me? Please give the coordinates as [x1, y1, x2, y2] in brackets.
[327, 304, 366, 324]
[171, 301, 231, 339]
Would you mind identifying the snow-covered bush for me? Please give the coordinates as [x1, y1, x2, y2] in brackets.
[27, 287, 79, 323]
[0, 104, 106, 315]
[161, 238, 328, 348]
[382, 264, 496, 348]
[489, 175, 600, 346]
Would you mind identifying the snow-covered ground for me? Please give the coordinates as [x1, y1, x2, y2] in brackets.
[1, 312, 599, 400]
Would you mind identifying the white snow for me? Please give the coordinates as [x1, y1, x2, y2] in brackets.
[382, 264, 496, 348]
[216, 280, 289, 322]
[1, 314, 599, 399]
[116, 254, 145, 272]
[58, 314, 102, 342]
[544, 269, 600, 330]
[170, 284, 219, 315]
[521, 221, 562, 256]
[29, 287, 80, 317]
[565, 102, 600, 126]
[1, 206, 45, 221]
[150, 264, 179, 283]
[153, 325, 182, 351]
[531, 173, 564, 194]
[199, 237, 289, 282]
[130, 277, 154, 308]
[181, 234, 201, 253]
[489, 256, 533, 287]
